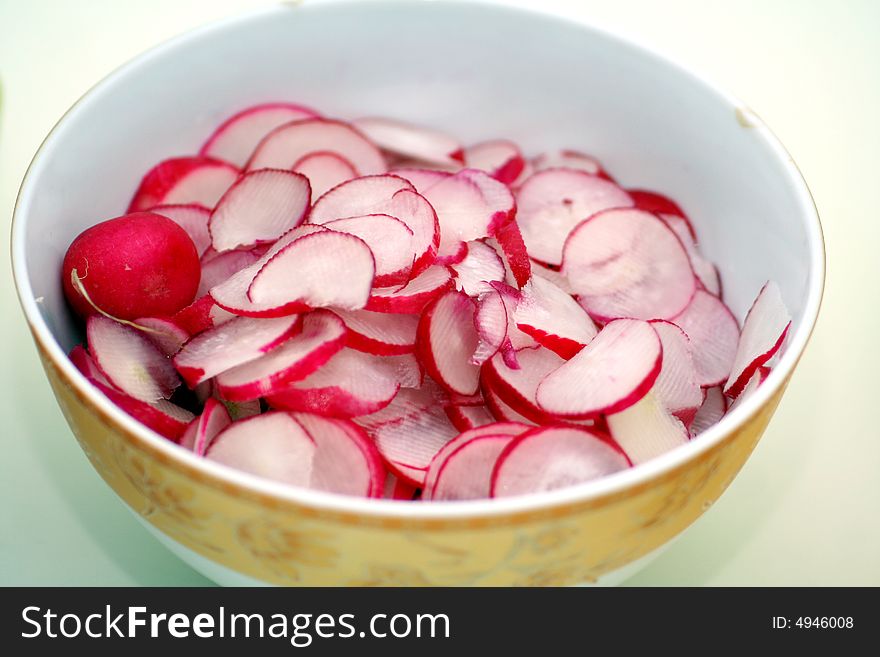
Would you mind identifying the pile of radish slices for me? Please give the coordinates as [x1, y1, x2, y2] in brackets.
[63, 102, 792, 501]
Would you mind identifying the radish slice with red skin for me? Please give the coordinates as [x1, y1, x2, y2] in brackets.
[129, 157, 239, 211]
[450, 240, 506, 296]
[444, 403, 496, 432]
[472, 289, 512, 366]
[333, 308, 418, 356]
[197, 248, 261, 297]
[528, 260, 573, 294]
[324, 214, 415, 287]
[353, 117, 464, 166]
[423, 421, 531, 500]
[366, 265, 455, 314]
[379, 353, 424, 389]
[671, 289, 740, 387]
[206, 412, 315, 486]
[173, 314, 303, 388]
[464, 140, 526, 185]
[214, 311, 346, 401]
[91, 380, 192, 441]
[211, 382, 262, 420]
[690, 386, 727, 436]
[209, 168, 311, 252]
[487, 281, 538, 354]
[656, 213, 721, 297]
[514, 274, 598, 359]
[606, 390, 689, 465]
[483, 384, 538, 426]
[532, 150, 604, 176]
[268, 348, 400, 418]
[172, 294, 235, 336]
[490, 217, 532, 288]
[482, 347, 567, 424]
[726, 367, 770, 413]
[309, 174, 414, 222]
[564, 208, 696, 322]
[148, 203, 212, 256]
[628, 189, 696, 241]
[536, 319, 662, 419]
[649, 320, 702, 425]
[134, 317, 189, 356]
[209, 225, 329, 318]
[247, 118, 387, 175]
[516, 168, 633, 265]
[491, 426, 629, 497]
[200, 102, 320, 167]
[247, 230, 375, 312]
[383, 473, 419, 500]
[292, 413, 386, 498]
[356, 384, 459, 486]
[87, 315, 180, 402]
[69, 344, 113, 388]
[292, 151, 357, 199]
[724, 281, 791, 398]
[180, 398, 231, 456]
[417, 290, 481, 396]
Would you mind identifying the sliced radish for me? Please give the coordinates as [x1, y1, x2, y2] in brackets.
[564, 208, 696, 321]
[472, 289, 512, 366]
[366, 265, 454, 314]
[324, 214, 415, 286]
[378, 353, 424, 389]
[212, 383, 262, 421]
[129, 157, 239, 211]
[180, 397, 231, 456]
[292, 151, 357, 199]
[656, 213, 721, 296]
[450, 240, 505, 296]
[247, 118, 386, 175]
[416, 168, 516, 262]
[532, 150, 604, 176]
[690, 386, 727, 436]
[671, 289, 740, 387]
[388, 166, 452, 192]
[87, 315, 179, 402]
[383, 473, 419, 500]
[197, 248, 261, 297]
[333, 308, 418, 355]
[309, 174, 414, 222]
[214, 310, 346, 401]
[606, 390, 689, 465]
[463, 140, 525, 184]
[172, 294, 235, 336]
[356, 383, 459, 486]
[726, 367, 769, 413]
[516, 168, 633, 265]
[514, 274, 598, 359]
[416, 290, 480, 396]
[491, 426, 629, 497]
[528, 260, 573, 294]
[69, 344, 112, 387]
[268, 348, 400, 418]
[649, 320, 702, 425]
[200, 102, 319, 167]
[424, 421, 531, 499]
[148, 203, 212, 256]
[173, 314, 302, 388]
[724, 281, 791, 398]
[536, 319, 661, 418]
[133, 317, 189, 356]
[246, 231, 375, 313]
[293, 413, 386, 497]
[444, 402, 496, 432]
[628, 189, 696, 240]
[209, 168, 311, 252]
[483, 384, 537, 426]
[92, 379, 192, 441]
[352, 117, 463, 166]
[209, 224, 329, 317]
[482, 347, 566, 424]
[206, 412, 315, 486]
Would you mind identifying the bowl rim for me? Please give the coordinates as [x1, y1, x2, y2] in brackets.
[10, 0, 825, 521]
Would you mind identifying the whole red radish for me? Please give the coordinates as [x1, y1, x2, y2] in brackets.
[62, 212, 200, 320]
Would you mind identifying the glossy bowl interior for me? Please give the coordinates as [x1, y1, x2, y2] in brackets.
[12, 0, 823, 585]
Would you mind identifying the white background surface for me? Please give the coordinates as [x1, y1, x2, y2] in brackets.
[1, 0, 877, 585]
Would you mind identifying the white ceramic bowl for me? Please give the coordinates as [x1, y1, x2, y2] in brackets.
[12, 0, 824, 586]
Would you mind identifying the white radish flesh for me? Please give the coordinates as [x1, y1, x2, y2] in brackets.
[366, 265, 454, 314]
[292, 151, 357, 199]
[416, 290, 481, 396]
[353, 117, 464, 166]
[690, 386, 727, 436]
[444, 403, 496, 432]
[333, 308, 418, 355]
[671, 289, 741, 387]
[492, 426, 629, 497]
[483, 347, 566, 424]
[463, 140, 525, 184]
[148, 203, 212, 256]
[209, 169, 311, 252]
[180, 397, 231, 456]
[324, 214, 415, 286]
[206, 412, 316, 486]
[564, 208, 696, 322]
[197, 248, 261, 297]
[532, 150, 604, 176]
[649, 320, 702, 424]
[536, 319, 661, 418]
[606, 390, 689, 465]
[450, 240, 506, 296]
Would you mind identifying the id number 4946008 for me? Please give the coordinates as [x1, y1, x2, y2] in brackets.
[772, 617, 854, 629]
